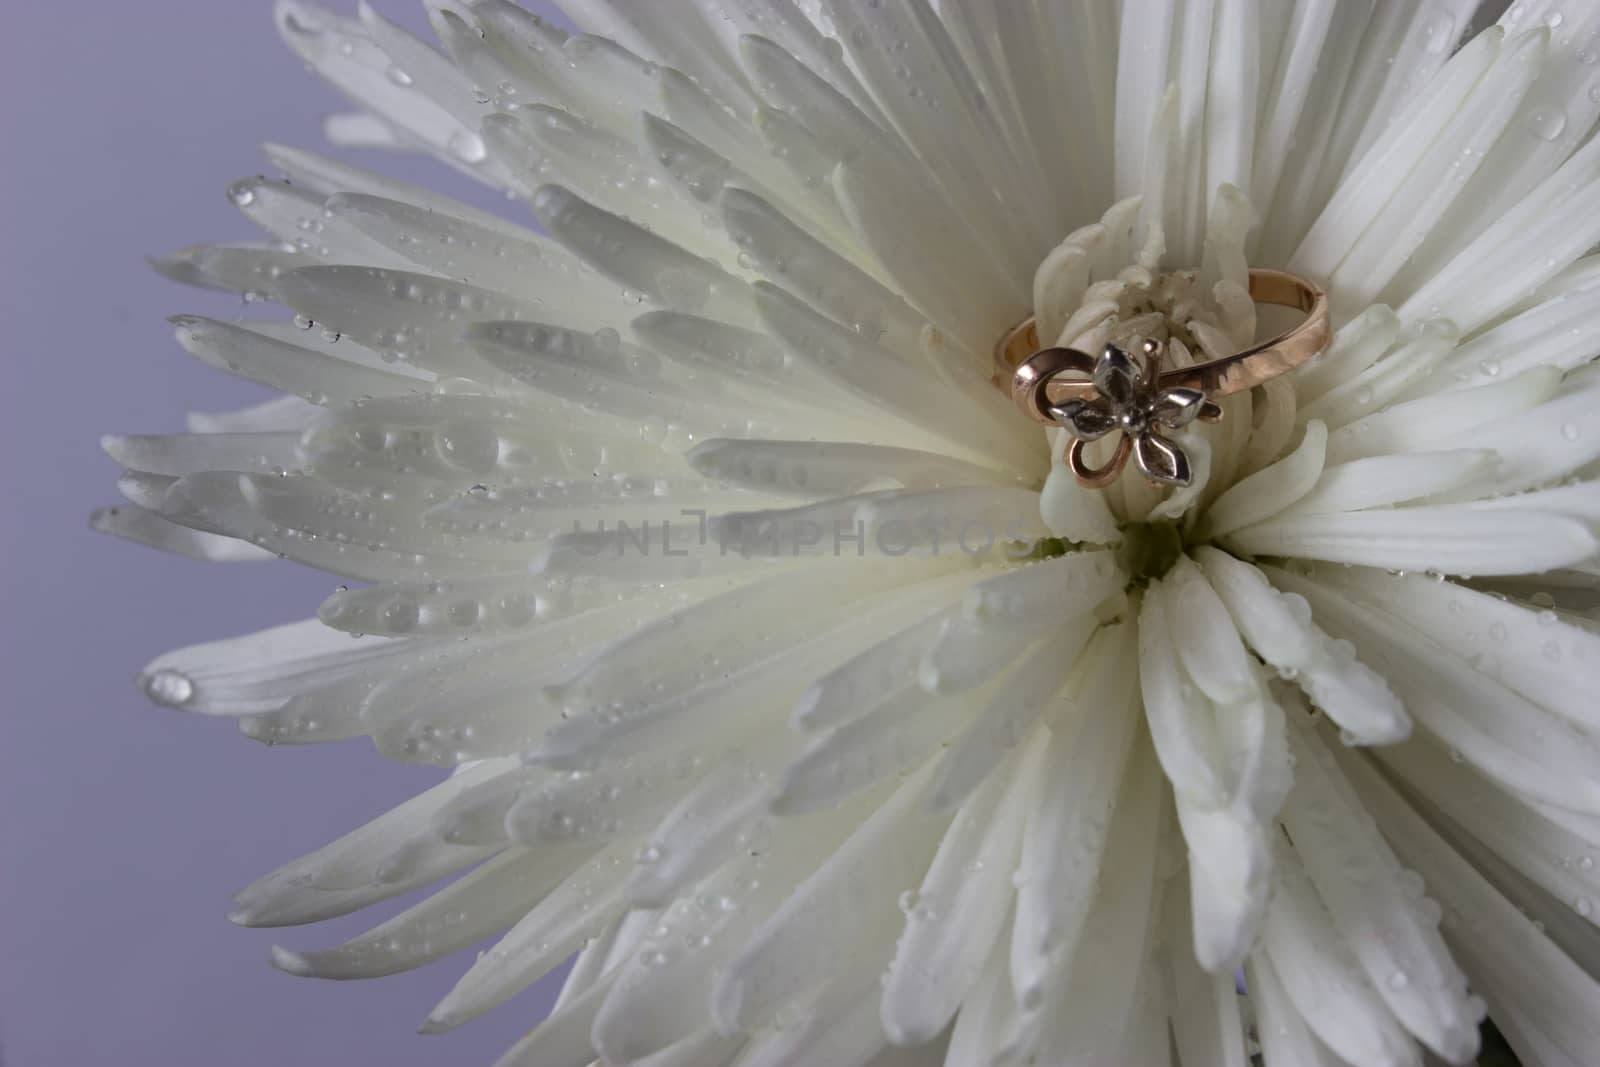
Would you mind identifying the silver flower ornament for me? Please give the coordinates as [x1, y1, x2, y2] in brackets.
[1049, 340, 1222, 488]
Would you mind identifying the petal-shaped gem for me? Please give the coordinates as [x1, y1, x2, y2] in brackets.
[1092, 344, 1141, 408]
[1048, 398, 1119, 441]
[1149, 387, 1209, 430]
[1134, 431, 1192, 487]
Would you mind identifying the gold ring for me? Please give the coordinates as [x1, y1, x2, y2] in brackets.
[995, 267, 1330, 423]
[993, 268, 1330, 488]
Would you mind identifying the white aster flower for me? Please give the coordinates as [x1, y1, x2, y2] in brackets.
[99, 0, 1600, 1063]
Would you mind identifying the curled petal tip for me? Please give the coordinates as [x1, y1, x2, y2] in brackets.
[268, 945, 312, 977]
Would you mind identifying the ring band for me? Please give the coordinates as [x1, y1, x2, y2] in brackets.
[994, 267, 1330, 425]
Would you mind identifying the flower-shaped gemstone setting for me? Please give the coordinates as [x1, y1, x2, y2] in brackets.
[1048, 340, 1222, 488]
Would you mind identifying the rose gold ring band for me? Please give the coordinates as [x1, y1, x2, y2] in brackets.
[994, 267, 1330, 425]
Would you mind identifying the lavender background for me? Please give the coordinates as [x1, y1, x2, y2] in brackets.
[0, 3, 572, 1064]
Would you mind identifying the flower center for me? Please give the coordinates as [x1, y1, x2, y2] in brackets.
[1114, 520, 1186, 585]
[1029, 193, 1281, 530]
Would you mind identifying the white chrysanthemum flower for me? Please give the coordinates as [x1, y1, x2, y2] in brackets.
[98, 0, 1600, 1063]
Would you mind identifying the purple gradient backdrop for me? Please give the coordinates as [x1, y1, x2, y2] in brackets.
[0, 4, 572, 1064]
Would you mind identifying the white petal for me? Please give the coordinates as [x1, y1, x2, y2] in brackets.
[1175, 796, 1271, 973]
[1330, 734, 1600, 1067]
[1295, 323, 1460, 432]
[941, 939, 1020, 1067]
[771, 682, 979, 816]
[1009, 624, 1141, 1005]
[422, 837, 636, 1030]
[1014, 748, 1165, 1063]
[138, 618, 399, 715]
[532, 184, 754, 325]
[1290, 28, 1503, 281]
[1272, 565, 1600, 814]
[1245, 953, 1353, 1067]
[1399, 118, 1600, 333]
[1375, 738, 1600, 938]
[1288, 449, 1501, 516]
[1165, 883, 1249, 1067]
[91, 505, 274, 563]
[492, 965, 619, 1067]
[1194, 547, 1409, 745]
[1261, 839, 1420, 1067]
[687, 439, 1016, 499]
[1280, 710, 1482, 1062]
[230, 759, 516, 926]
[1138, 579, 1228, 807]
[1330, 567, 1600, 733]
[926, 623, 1105, 814]
[1293, 304, 1404, 407]
[1200, 420, 1327, 539]
[270, 847, 587, 979]
[881, 739, 1041, 1044]
[713, 766, 948, 1033]
[791, 576, 977, 732]
[1225, 506, 1599, 577]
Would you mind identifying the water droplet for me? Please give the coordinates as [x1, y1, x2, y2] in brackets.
[639, 416, 669, 446]
[1388, 970, 1410, 991]
[382, 599, 419, 633]
[1575, 896, 1593, 917]
[386, 64, 413, 86]
[448, 129, 488, 164]
[226, 181, 257, 208]
[142, 669, 195, 706]
[439, 421, 500, 473]
[1529, 107, 1568, 142]
[1562, 421, 1582, 441]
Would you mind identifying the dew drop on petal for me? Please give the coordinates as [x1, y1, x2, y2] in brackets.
[382, 599, 419, 633]
[1529, 107, 1568, 142]
[142, 669, 195, 706]
[439, 422, 500, 473]
[448, 129, 488, 164]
